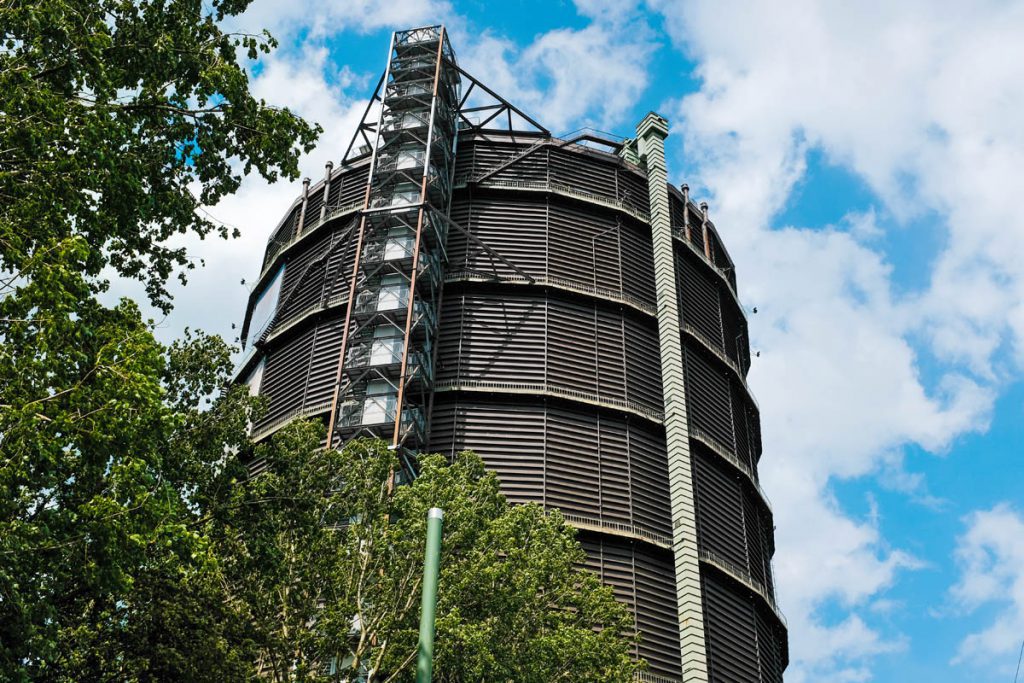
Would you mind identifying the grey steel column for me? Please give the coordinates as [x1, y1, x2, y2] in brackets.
[635, 112, 709, 682]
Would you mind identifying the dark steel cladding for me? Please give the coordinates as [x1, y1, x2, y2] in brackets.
[236, 25, 787, 683]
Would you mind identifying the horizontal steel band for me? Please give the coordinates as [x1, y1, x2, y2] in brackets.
[432, 378, 664, 423]
[560, 511, 672, 549]
[250, 399, 333, 443]
[455, 176, 652, 224]
[699, 548, 787, 628]
[690, 428, 773, 513]
[445, 270, 657, 316]
[257, 200, 363, 289]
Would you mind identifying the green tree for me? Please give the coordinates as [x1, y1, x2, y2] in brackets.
[210, 434, 641, 683]
[0, 0, 317, 678]
[0, 3, 641, 681]
[1, 0, 320, 310]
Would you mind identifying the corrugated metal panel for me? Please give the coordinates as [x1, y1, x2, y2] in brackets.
[627, 424, 672, 537]
[756, 603, 788, 681]
[732, 383, 755, 472]
[624, 316, 663, 410]
[257, 324, 315, 427]
[694, 446, 747, 569]
[428, 399, 546, 505]
[679, 251, 724, 350]
[597, 312, 627, 402]
[438, 291, 546, 384]
[545, 405, 602, 516]
[743, 487, 768, 588]
[703, 569, 761, 682]
[580, 534, 682, 680]
[635, 544, 684, 677]
[720, 291, 747, 373]
[621, 220, 657, 306]
[548, 202, 619, 288]
[427, 397, 670, 537]
[303, 318, 344, 407]
[304, 186, 325, 231]
[549, 146, 617, 198]
[598, 416, 632, 526]
[548, 299, 598, 395]
[684, 345, 735, 452]
[450, 193, 548, 278]
[333, 164, 370, 206]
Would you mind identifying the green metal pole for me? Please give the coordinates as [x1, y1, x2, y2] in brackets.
[415, 507, 444, 683]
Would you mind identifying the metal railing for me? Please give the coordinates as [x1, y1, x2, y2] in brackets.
[689, 426, 772, 512]
[444, 270, 656, 317]
[260, 200, 363, 280]
[559, 511, 672, 549]
[699, 547, 787, 627]
[250, 400, 334, 443]
[633, 672, 682, 683]
[432, 378, 663, 423]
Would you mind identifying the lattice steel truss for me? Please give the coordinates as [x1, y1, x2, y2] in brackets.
[326, 26, 460, 459]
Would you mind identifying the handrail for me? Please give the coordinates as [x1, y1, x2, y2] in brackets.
[698, 547, 787, 627]
[633, 672, 682, 683]
[250, 400, 334, 443]
[675, 233, 742, 304]
[682, 323, 759, 412]
[259, 200, 364, 281]
[454, 176, 651, 224]
[689, 426, 772, 513]
[559, 511, 672, 549]
[432, 378, 664, 423]
[444, 270, 656, 317]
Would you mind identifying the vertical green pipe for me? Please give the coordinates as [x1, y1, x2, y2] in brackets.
[416, 507, 444, 683]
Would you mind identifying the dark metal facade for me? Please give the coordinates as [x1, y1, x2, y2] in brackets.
[236, 25, 787, 683]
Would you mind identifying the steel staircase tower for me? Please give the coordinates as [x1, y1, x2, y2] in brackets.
[326, 26, 460, 467]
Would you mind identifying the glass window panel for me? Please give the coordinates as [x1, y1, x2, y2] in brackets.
[247, 265, 285, 345]
[245, 360, 265, 396]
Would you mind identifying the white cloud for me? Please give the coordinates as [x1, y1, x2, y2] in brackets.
[950, 504, 1024, 672]
[106, 3, 1024, 680]
[455, 22, 654, 134]
[644, 0, 1024, 678]
[232, 0, 454, 39]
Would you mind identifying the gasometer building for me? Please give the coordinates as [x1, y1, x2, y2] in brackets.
[235, 25, 788, 682]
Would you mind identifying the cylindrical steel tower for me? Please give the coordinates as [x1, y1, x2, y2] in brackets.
[236, 25, 787, 682]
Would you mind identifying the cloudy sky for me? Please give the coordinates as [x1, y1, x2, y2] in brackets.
[138, 1, 1024, 680]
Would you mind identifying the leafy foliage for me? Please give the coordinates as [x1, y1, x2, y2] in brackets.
[0, 0, 320, 310]
[0, 0, 315, 678]
[0, 3, 640, 681]
[212, 435, 641, 683]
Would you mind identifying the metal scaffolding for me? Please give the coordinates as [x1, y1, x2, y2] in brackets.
[326, 26, 460, 459]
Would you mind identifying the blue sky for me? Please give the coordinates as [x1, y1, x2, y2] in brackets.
[142, 1, 1024, 680]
